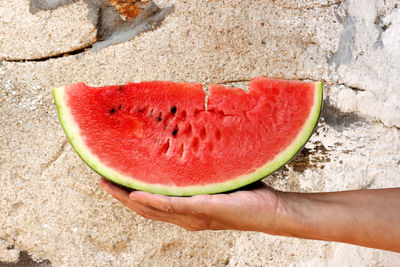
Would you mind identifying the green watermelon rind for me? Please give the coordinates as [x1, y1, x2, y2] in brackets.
[53, 82, 323, 196]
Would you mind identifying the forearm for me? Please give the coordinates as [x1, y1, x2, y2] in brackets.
[274, 188, 400, 252]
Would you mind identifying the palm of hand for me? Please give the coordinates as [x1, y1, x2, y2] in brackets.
[99, 178, 280, 233]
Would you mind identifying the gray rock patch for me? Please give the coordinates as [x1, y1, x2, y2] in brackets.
[328, 12, 356, 69]
[29, 0, 75, 13]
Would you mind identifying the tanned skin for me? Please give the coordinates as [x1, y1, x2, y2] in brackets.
[99, 178, 400, 252]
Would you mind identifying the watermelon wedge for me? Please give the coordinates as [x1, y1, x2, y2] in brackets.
[53, 77, 322, 196]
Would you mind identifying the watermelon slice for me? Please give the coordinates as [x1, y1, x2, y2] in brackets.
[53, 77, 322, 196]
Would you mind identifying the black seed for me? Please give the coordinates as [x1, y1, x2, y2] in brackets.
[118, 105, 122, 110]
[171, 106, 177, 115]
[172, 129, 178, 136]
[110, 108, 115, 114]
[158, 116, 162, 122]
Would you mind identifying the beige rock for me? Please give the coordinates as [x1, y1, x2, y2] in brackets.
[0, 0, 399, 266]
[0, 239, 20, 263]
[0, 0, 97, 60]
[337, 87, 357, 112]
[356, 91, 382, 119]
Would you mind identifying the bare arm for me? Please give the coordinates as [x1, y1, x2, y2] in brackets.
[279, 188, 400, 252]
[99, 178, 400, 252]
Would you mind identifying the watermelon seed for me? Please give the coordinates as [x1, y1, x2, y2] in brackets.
[158, 116, 162, 122]
[172, 128, 178, 136]
[118, 85, 123, 91]
[118, 105, 122, 110]
[171, 106, 177, 115]
[110, 108, 115, 114]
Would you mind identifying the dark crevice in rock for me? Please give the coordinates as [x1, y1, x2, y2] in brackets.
[0, 251, 51, 267]
[3, 46, 92, 63]
[321, 101, 364, 131]
[217, 79, 252, 85]
[335, 83, 365, 92]
[214, 79, 252, 91]
[277, 0, 345, 10]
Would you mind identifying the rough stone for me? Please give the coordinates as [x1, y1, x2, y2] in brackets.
[0, 239, 20, 263]
[0, 0, 400, 266]
[29, 0, 174, 51]
[328, 0, 400, 128]
[337, 87, 357, 112]
[0, 0, 97, 60]
[381, 8, 400, 57]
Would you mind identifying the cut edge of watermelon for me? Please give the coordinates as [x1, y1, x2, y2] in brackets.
[53, 81, 323, 196]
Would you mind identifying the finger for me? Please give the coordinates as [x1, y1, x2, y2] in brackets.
[130, 191, 216, 216]
[99, 179, 204, 227]
[129, 191, 180, 213]
[99, 179, 161, 214]
[99, 178, 131, 204]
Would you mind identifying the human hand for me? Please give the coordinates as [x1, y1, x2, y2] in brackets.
[99, 178, 400, 252]
[99, 178, 286, 233]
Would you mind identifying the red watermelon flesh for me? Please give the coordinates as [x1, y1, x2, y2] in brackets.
[53, 77, 322, 195]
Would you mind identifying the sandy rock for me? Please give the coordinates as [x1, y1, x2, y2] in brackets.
[0, 239, 20, 263]
[0, 0, 97, 60]
[0, 0, 399, 266]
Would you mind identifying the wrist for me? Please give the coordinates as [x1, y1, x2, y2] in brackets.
[273, 192, 351, 242]
[268, 191, 307, 237]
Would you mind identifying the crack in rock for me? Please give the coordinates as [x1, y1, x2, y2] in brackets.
[41, 139, 68, 174]
[277, 0, 345, 10]
[28, 0, 173, 57]
[3, 46, 92, 63]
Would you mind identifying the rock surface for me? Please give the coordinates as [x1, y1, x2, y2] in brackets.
[0, 0, 97, 60]
[0, 0, 399, 265]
